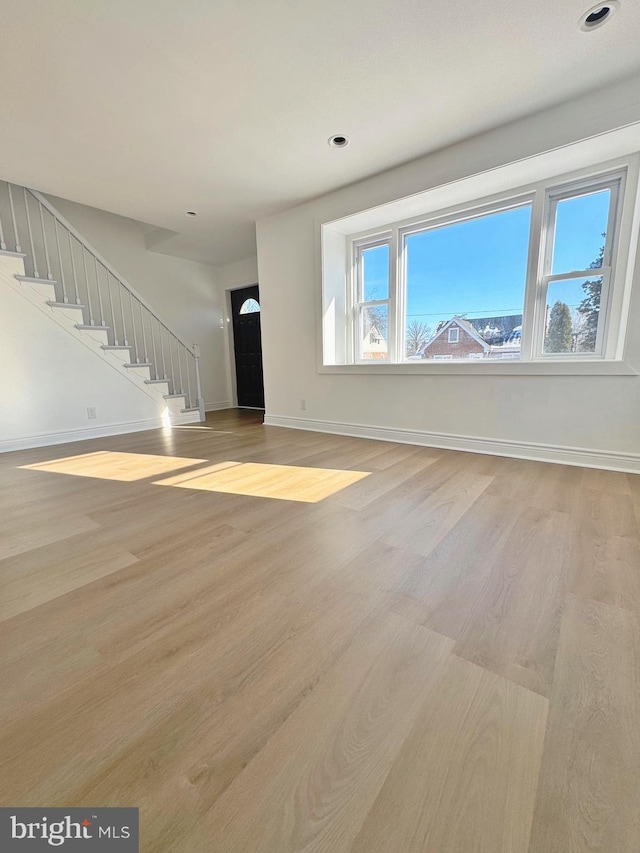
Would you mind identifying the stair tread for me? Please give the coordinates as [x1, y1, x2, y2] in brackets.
[47, 301, 85, 309]
[181, 407, 199, 413]
[101, 345, 132, 350]
[164, 393, 186, 399]
[123, 362, 152, 368]
[76, 324, 110, 330]
[145, 379, 169, 385]
[15, 274, 58, 284]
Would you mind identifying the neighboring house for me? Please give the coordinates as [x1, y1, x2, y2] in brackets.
[469, 314, 523, 345]
[489, 324, 522, 359]
[361, 324, 388, 359]
[422, 318, 490, 360]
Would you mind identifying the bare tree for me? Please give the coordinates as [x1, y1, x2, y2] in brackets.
[405, 320, 432, 356]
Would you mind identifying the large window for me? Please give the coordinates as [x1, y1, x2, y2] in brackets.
[403, 202, 531, 362]
[327, 159, 638, 369]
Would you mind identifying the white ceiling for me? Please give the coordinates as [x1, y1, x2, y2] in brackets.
[1, 0, 640, 267]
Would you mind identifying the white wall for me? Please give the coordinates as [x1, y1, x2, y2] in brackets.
[45, 195, 229, 409]
[219, 256, 259, 291]
[0, 253, 173, 450]
[256, 73, 640, 467]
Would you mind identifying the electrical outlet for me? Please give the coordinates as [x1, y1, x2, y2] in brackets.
[87, 407, 97, 419]
[300, 399, 307, 411]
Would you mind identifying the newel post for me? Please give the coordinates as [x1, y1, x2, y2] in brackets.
[193, 343, 205, 421]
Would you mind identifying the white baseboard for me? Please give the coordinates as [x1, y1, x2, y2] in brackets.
[205, 401, 231, 412]
[263, 414, 640, 474]
[0, 412, 200, 454]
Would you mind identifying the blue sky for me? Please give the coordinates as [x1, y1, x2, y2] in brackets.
[363, 190, 610, 327]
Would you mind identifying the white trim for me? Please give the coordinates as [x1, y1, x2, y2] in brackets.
[317, 359, 637, 375]
[263, 414, 640, 474]
[205, 400, 232, 412]
[0, 413, 200, 454]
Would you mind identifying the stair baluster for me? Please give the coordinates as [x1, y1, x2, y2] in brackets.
[7, 185, 22, 253]
[0, 180, 204, 421]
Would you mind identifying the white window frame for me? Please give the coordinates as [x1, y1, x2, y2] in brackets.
[336, 155, 640, 374]
[395, 194, 534, 362]
[531, 171, 624, 360]
[352, 235, 392, 363]
[448, 328, 459, 343]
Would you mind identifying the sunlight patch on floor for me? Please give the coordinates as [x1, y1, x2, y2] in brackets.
[21, 451, 208, 482]
[154, 461, 370, 502]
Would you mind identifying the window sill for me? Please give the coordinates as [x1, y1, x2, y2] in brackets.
[319, 360, 638, 376]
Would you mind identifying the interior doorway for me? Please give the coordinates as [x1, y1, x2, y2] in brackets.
[230, 284, 265, 408]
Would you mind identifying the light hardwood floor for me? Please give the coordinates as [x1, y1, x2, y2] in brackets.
[1, 409, 639, 852]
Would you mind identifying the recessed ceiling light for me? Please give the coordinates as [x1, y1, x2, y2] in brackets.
[185, 210, 198, 216]
[328, 134, 350, 148]
[579, 1, 619, 31]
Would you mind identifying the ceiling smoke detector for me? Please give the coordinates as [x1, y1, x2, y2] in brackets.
[328, 134, 350, 148]
[579, 1, 619, 30]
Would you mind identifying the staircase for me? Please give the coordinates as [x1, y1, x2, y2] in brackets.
[0, 181, 205, 428]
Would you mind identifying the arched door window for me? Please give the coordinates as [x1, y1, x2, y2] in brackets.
[239, 298, 260, 314]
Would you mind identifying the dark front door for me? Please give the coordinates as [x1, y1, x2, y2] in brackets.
[231, 285, 264, 408]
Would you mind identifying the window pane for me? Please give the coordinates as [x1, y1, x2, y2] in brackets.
[552, 189, 610, 274]
[239, 298, 260, 314]
[359, 304, 388, 360]
[362, 244, 389, 301]
[405, 205, 531, 361]
[543, 276, 603, 354]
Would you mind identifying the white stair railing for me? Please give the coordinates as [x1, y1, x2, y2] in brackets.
[0, 181, 204, 419]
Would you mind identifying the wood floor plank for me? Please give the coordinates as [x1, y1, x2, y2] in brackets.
[173, 612, 454, 853]
[334, 453, 439, 511]
[569, 521, 640, 613]
[0, 542, 138, 622]
[0, 513, 99, 560]
[0, 525, 250, 717]
[351, 655, 548, 853]
[326, 541, 432, 595]
[528, 595, 640, 853]
[574, 486, 639, 538]
[382, 469, 493, 557]
[388, 492, 523, 634]
[64, 583, 384, 853]
[450, 504, 574, 697]
[0, 586, 299, 803]
[389, 500, 571, 697]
